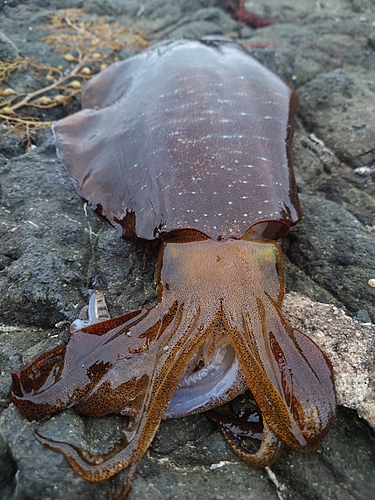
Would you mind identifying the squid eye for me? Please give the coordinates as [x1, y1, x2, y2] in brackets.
[248, 221, 290, 240]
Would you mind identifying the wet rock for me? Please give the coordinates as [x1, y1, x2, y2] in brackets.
[286, 194, 375, 322]
[243, 24, 340, 86]
[271, 407, 375, 500]
[291, 124, 375, 227]
[283, 293, 375, 429]
[0, 406, 110, 500]
[298, 69, 375, 168]
[353, 309, 372, 323]
[368, 31, 375, 50]
[0, 29, 19, 59]
[162, 7, 239, 39]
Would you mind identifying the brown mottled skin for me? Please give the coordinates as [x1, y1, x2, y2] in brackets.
[10, 39, 336, 499]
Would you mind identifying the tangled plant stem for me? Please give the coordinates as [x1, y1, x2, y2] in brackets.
[0, 9, 150, 149]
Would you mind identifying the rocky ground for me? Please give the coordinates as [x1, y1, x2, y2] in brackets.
[0, 0, 375, 499]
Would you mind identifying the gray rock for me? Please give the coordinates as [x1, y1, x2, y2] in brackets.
[0, 30, 19, 59]
[285, 194, 375, 321]
[283, 293, 375, 430]
[298, 69, 375, 168]
[162, 8, 239, 39]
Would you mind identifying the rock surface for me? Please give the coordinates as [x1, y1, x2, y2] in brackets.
[1, 0, 375, 499]
[283, 293, 375, 430]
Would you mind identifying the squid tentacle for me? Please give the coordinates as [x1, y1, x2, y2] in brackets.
[227, 295, 335, 454]
[205, 407, 263, 441]
[10, 237, 337, 498]
[208, 415, 283, 467]
[31, 300, 212, 483]
[10, 308, 149, 419]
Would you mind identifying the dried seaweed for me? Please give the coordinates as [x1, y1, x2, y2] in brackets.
[0, 9, 150, 149]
